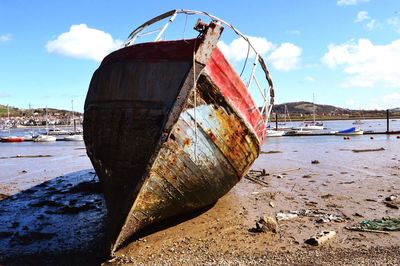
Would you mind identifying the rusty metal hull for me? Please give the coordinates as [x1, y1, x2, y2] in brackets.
[84, 26, 265, 251]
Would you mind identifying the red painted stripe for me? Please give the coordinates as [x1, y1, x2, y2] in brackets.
[101, 39, 198, 66]
[205, 48, 266, 143]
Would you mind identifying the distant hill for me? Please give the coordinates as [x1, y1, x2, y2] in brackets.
[274, 101, 350, 116]
[273, 102, 400, 120]
[0, 104, 81, 117]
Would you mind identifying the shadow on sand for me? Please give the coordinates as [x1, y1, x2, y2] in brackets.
[0, 169, 109, 266]
[0, 169, 218, 265]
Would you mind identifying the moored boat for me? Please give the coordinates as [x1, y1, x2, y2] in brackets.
[63, 134, 83, 141]
[33, 134, 57, 142]
[335, 127, 363, 136]
[83, 10, 275, 252]
[267, 129, 285, 137]
[0, 136, 24, 142]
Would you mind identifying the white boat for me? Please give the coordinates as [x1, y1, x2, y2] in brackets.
[335, 127, 363, 136]
[34, 135, 57, 142]
[301, 121, 324, 130]
[34, 108, 57, 142]
[267, 130, 285, 137]
[63, 134, 83, 141]
[293, 94, 324, 131]
[277, 105, 295, 130]
[23, 134, 34, 141]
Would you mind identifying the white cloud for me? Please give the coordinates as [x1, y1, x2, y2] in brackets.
[217, 36, 274, 62]
[268, 43, 302, 71]
[0, 34, 12, 42]
[322, 39, 400, 88]
[337, 0, 369, 6]
[46, 24, 122, 61]
[366, 19, 378, 31]
[355, 11, 369, 23]
[218, 37, 302, 72]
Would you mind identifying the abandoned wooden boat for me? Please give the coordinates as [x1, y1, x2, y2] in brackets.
[83, 9, 274, 252]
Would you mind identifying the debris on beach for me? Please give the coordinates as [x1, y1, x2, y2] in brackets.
[384, 195, 400, 209]
[248, 169, 269, 177]
[245, 175, 269, 188]
[276, 212, 298, 221]
[276, 209, 345, 223]
[249, 216, 279, 233]
[305, 231, 336, 246]
[311, 160, 320, 164]
[384, 202, 399, 209]
[385, 195, 397, 202]
[346, 217, 400, 233]
[351, 147, 385, 153]
[245, 170, 270, 187]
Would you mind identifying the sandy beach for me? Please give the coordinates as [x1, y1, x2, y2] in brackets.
[0, 134, 399, 265]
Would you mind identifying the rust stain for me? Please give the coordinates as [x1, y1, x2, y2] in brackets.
[207, 131, 217, 142]
[183, 138, 191, 148]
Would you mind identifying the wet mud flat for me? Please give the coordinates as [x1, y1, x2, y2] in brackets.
[0, 170, 108, 265]
[106, 135, 400, 265]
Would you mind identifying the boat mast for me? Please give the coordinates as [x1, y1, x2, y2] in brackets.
[45, 107, 48, 134]
[29, 103, 34, 136]
[71, 99, 76, 134]
[7, 105, 10, 135]
[313, 93, 316, 123]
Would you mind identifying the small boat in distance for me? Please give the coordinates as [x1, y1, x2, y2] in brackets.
[34, 134, 57, 142]
[335, 127, 363, 136]
[0, 136, 24, 142]
[63, 134, 83, 141]
[300, 121, 324, 130]
[35, 108, 57, 142]
[267, 129, 285, 137]
[1, 105, 25, 142]
[293, 94, 324, 131]
[83, 9, 275, 253]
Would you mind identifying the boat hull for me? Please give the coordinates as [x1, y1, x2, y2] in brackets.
[84, 23, 265, 251]
[33, 135, 57, 142]
[336, 131, 363, 136]
[335, 127, 364, 136]
[0, 136, 24, 142]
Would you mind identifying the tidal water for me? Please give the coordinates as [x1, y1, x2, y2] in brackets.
[276, 118, 400, 133]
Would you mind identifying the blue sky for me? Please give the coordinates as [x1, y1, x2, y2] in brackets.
[1, 0, 399, 112]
